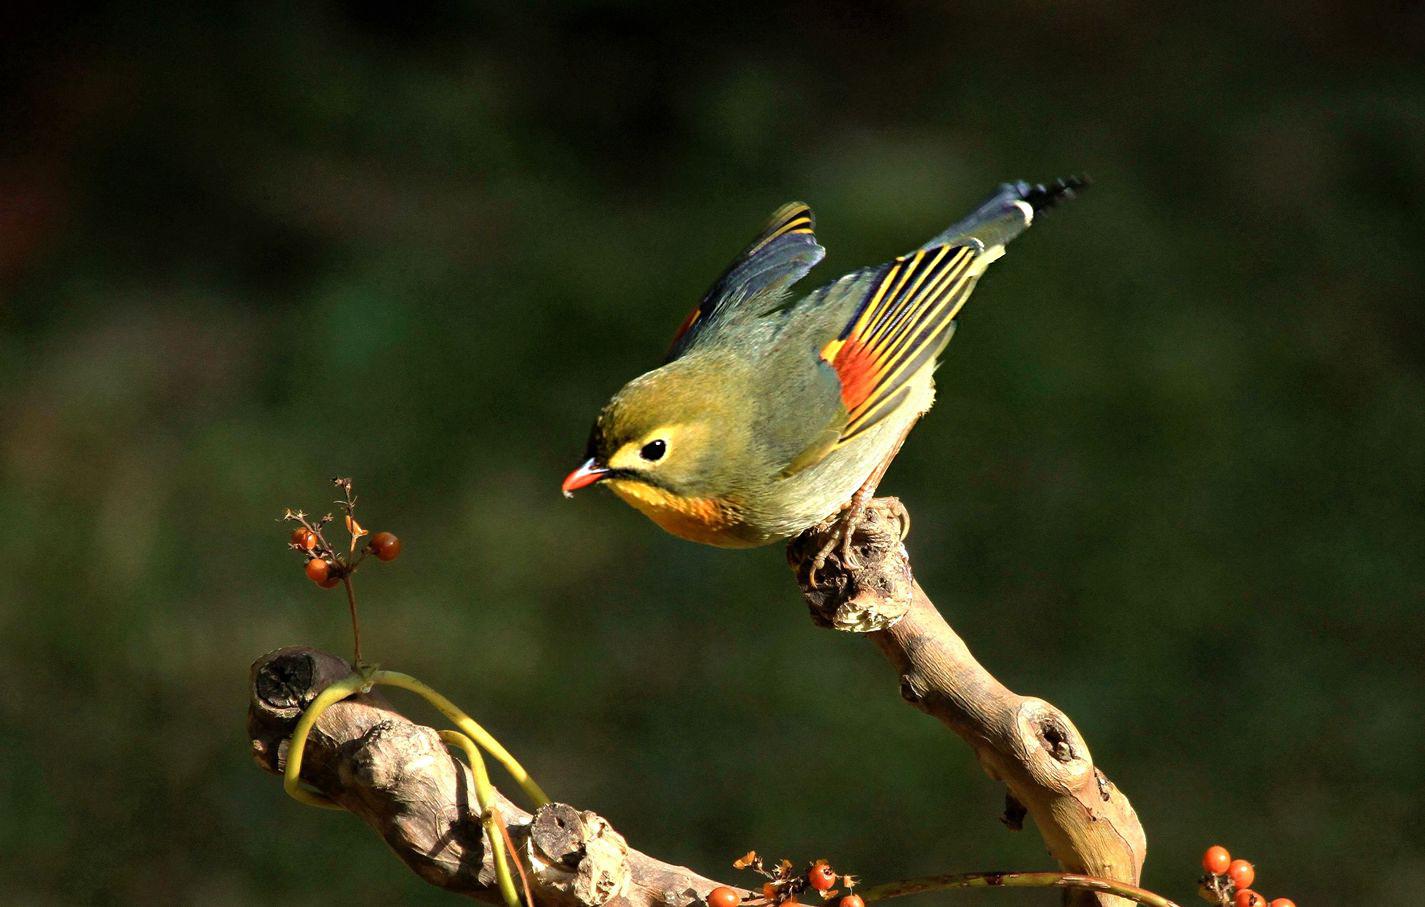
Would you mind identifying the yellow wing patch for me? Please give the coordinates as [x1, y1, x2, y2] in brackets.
[821, 243, 1000, 444]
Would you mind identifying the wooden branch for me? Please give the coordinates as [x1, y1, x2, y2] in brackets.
[248, 494, 1147, 906]
[786, 498, 1147, 907]
[247, 646, 737, 906]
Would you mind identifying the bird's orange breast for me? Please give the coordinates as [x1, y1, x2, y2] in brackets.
[605, 479, 757, 548]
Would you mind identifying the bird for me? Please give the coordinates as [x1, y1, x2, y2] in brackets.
[562, 177, 1086, 569]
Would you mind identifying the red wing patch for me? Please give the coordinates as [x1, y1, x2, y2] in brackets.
[821, 244, 987, 443]
[668, 305, 702, 350]
[829, 337, 880, 413]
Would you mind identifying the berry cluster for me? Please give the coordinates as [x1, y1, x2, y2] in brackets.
[705, 853, 862, 907]
[1199, 845, 1294, 907]
[283, 477, 400, 664]
[284, 477, 401, 590]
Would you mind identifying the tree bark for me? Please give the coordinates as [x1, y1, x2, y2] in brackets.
[248, 646, 738, 906]
[248, 496, 1147, 906]
[787, 498, 1146, 907]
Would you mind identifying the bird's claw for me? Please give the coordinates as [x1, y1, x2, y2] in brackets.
[805, 504, 867, 587]
[840, 530, 861, 570]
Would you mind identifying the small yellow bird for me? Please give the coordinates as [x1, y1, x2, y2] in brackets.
[563, 178, 1085, 565]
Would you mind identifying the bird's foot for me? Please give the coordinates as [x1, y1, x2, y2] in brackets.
[807, 496, 872, 586]
[803, 495, 911, 587]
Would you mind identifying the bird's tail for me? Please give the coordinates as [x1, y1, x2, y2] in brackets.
[924, 175, 1089, 252]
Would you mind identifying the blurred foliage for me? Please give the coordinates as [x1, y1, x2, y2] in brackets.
[1, 1, 1423, 903]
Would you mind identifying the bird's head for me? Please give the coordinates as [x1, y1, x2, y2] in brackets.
[562, 361, 735, 501]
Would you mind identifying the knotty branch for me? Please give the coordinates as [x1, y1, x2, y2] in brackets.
[248, 646, 737, 906]
[248, 497, 1148, 906]
[787, 498, 1146, 907]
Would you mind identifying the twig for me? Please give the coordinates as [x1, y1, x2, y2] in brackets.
[494, 809, 536, 907]
[280, 671, 365, 810]
[441, 730, 521, 907]
[372, 669, 551, 807]
[342, 576, 363, 665]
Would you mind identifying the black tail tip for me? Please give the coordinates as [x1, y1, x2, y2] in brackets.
[1017, 174, 1091, 215]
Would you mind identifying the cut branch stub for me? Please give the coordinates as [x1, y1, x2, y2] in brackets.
[533, 803, 587, 869]
[526, 804, 631, 905]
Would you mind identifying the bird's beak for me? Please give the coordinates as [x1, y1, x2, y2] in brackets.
[562, 458, 610, 497]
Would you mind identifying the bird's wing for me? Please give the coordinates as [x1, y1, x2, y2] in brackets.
[777, 179, 1082, 476]
[820, 242, 999, 446]
[666, 202, 825, 361]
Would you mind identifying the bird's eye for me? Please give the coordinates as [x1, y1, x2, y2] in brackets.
[640, 439, 667, 461]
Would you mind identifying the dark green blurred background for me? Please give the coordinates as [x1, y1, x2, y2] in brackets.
[3, 2, 1422, 903]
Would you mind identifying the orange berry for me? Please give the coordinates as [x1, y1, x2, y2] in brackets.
[808, 862, 837, 891]
[1268, 900, 1295, 907]
[707, 886, 740, 907]
[370, 531, 401, 561]
[291, 527, 318, 550]
[762, 883, 777, 902]
[839, 897, 864, 907]
[1227, 859, 1255, 890]
[1234, 891, 1264, 907]
[1202, 845, 1231, 875]
[319, 574, 341, 588]
[305, 558, 330, 584]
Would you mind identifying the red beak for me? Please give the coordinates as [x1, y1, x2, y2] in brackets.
[562, 458, 609, 497]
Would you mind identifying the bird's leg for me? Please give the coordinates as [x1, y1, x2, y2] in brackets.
[808, 421, 916, 584]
